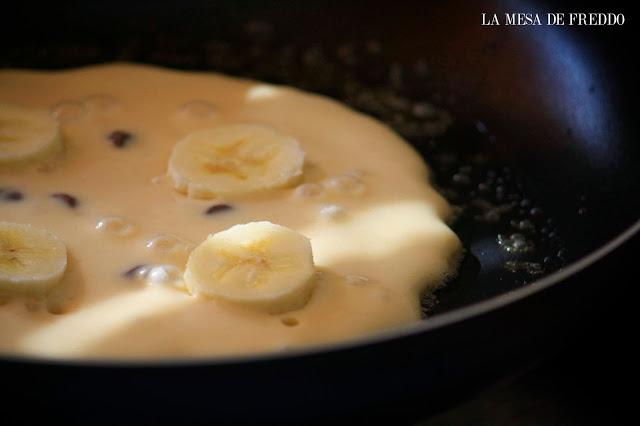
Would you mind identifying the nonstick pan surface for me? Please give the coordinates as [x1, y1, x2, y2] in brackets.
[1, 0, 638, 424]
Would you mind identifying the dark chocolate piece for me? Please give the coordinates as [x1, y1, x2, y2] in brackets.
[107, 130, 133, 148]
[51, 193, 78, 208]
[0, 189, 23, 201]
[204, 204, 233, 215]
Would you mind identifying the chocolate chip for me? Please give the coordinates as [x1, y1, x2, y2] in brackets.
[51, 193, 78, 208]
[123, 264, 147, 279]
[204, 204, 232, 215]
[107, 130, 133, 148]
[0, 189, 23, 201]
[4, 192, 21, 201]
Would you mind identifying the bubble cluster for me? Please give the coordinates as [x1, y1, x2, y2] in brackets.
[95, 216, 137, 237]
[177, 100, 217, 120]
[323, 172, 366, 196]
[146, 234, 193, 252]
[122, 264, 184, 288]
[423, 125, 568, 281]
[293, 182, 324, 199]
[145, 234, 193, 263]
[504, 260, 544, 276]
[319, 204, 347, 222]
[472, 199, 515, 223]
[497, 233, 535, 254]
[511, 219, 535, 232]
[146, 265, 183, 287]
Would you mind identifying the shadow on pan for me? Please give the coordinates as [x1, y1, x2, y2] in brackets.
[1, 0, 638, 424]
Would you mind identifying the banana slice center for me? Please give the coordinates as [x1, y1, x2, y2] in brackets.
[0, 232, 50, 273]
[0, 222, 68, 295]
[214, 240, 292, 289]
[201, 138, 278, 181]
[0, 232, 25, 267]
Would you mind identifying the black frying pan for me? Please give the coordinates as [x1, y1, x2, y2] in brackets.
[1, 0, 638, 424]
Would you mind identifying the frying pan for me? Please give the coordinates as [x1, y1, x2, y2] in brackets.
[1, 0, 638, 423]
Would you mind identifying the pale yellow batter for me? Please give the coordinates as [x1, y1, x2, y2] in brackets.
[0, 64, 461, 359]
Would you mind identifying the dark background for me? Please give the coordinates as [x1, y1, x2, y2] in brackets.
[423, 231, 638, 425]
[426, 2, 637, 423]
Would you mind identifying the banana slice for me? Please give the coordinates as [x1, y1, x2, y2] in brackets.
[0, 222, 68, 296]
[168, 124, 304, 198]
[0, 102, 63, 168]
[184, 221, 315, 313]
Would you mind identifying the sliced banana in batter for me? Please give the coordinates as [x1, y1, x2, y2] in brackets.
[0, 102, 63, 167]
[0, 222, 68, 295]
[184, 221, 315, 313]
[168, 124, 305, 198]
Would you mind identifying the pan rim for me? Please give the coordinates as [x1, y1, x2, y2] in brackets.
[2, 218, 639, 368]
